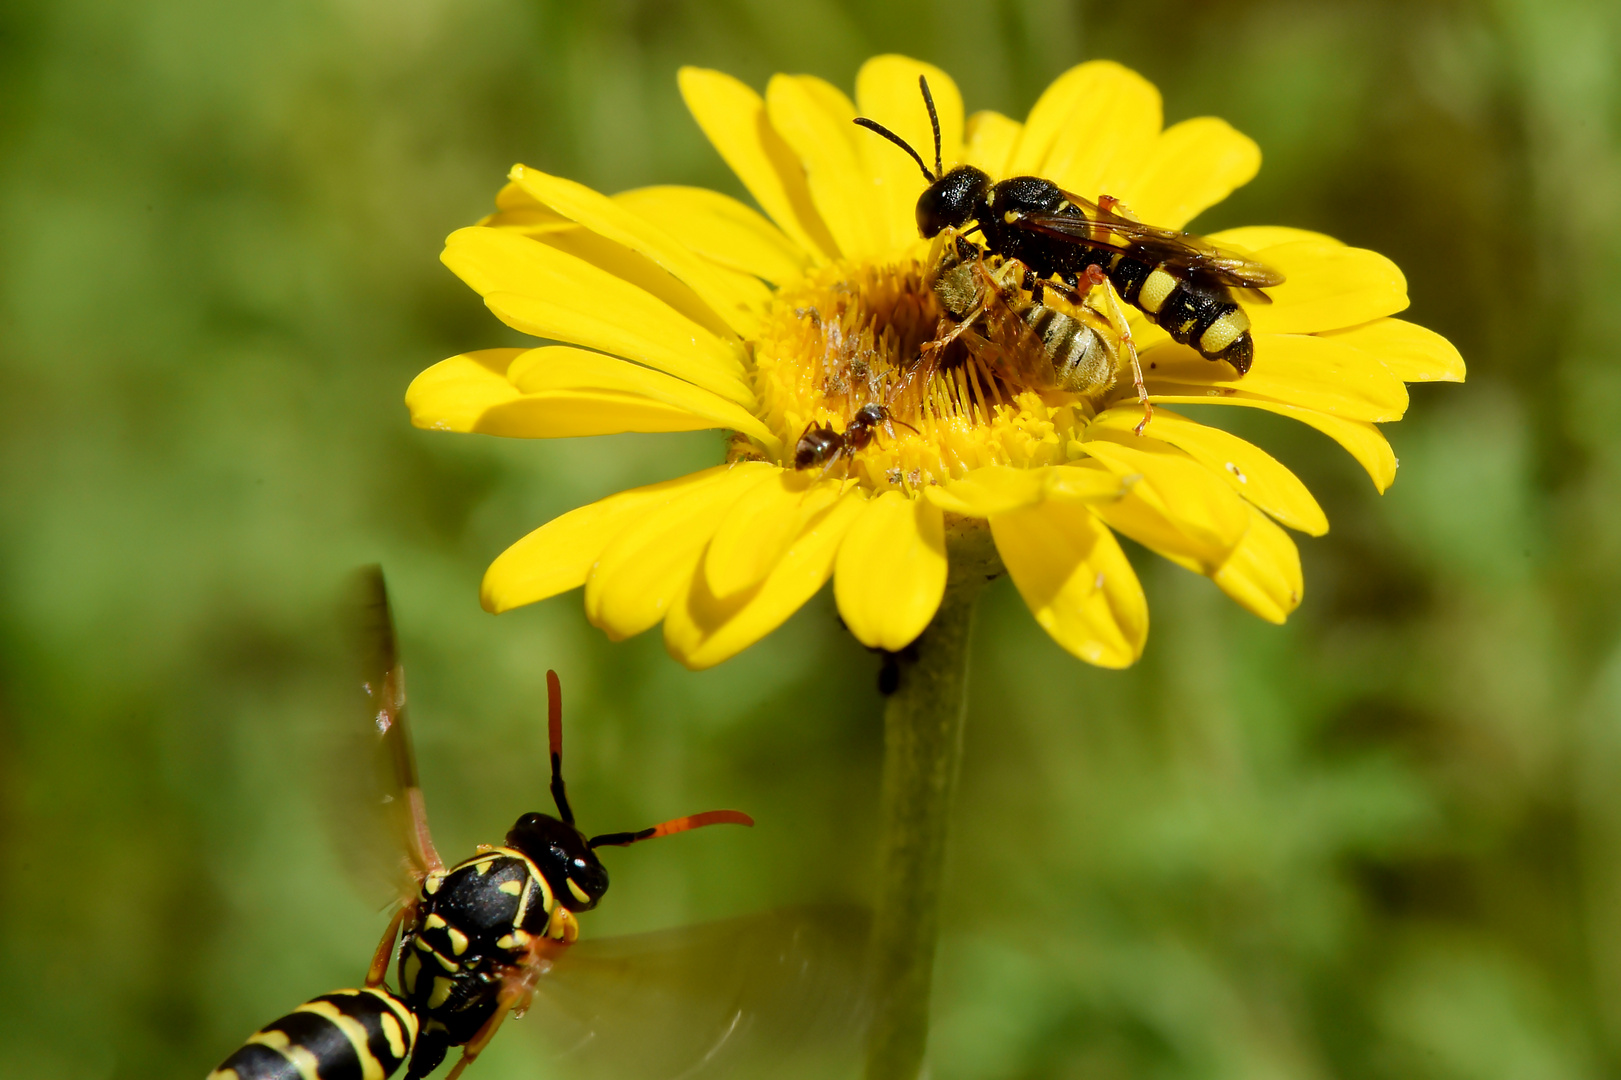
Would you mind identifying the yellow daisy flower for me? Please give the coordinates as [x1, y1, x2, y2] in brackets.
[407, 56, 1463, 671]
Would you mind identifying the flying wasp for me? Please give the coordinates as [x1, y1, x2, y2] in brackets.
[209, 568, 866, 1080]
[854, 77, 1284, 377]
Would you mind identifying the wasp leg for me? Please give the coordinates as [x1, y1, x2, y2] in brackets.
[443, 995, 518, 1080]
[1096, 193, 1142, 223]
[1078, 266, 1152, 435]
[366, 901, 410, 988]
[443, 944, 560, 1080]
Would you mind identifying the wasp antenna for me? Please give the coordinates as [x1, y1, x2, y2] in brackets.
[587, 809, 754, 849]
[546, 669, 574, 825]
[853, 117, 934, 183]
[918, 74, 942, 178]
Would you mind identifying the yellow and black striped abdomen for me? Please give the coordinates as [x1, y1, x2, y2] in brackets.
[1106, 254, 1255, 374]
[208, 988, 418, 1080]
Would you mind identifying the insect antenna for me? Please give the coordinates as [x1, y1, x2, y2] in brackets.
[545, 669, 574, 825]
[852, 117, 935, 182]
[587, 809, 754, 849]
[918, 75, 942, 177]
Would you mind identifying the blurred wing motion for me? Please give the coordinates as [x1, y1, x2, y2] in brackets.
[522, 906, 872, 1080]
[325, 565, 441, 911]
[1016, 192, 1286, 290]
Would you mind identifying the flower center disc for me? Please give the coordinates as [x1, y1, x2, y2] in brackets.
[751, 258, 1092, 491]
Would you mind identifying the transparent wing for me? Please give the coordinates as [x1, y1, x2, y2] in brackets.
[969, 262, 1059, 392]
[323, 566, 440, 911]
[1015, 195, 1286, 289]
[520, 906, 872, 1080]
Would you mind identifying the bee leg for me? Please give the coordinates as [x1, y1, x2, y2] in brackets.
[366, 900, 411, 988]
[1080, 266, 1152, 435]
[923, 301, 986, 360]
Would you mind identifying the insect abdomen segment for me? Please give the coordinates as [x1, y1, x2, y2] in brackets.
[1023, 305, 1112, 394]
[207, 988, 418, 1080]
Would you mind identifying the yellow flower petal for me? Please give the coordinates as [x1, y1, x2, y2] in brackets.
[1009, 61, 1162, 201]
[479, 390, 734, 438]
[508, 165, 768, 340]
[481, 181, 573, 236]
[1080, 436, 1251, 570]
[677, 67, 837, 262]
[406, 349, 525, 432]
[481, 465, 741, 613]
[1118, 117, 1261, 230]
[989, 500, 1147, 668]
[613, 185, 810, 285]
[584, 463, 777, 640]
[963, 110, 1019, 176]
[1214, 226, 1339, 250]
[834, 491, 947, 651]
[1144, 395, 1399, 493]
[664, 488, 867, 669]
[513, 347, 778, 444]
[406, 347, 779, 445]
[1212, 505, 1303, 623]
[1140, 332, 1409, 421]
[766, 74, 884, 260]
[855, 55, 964, 252]
[1209, 229, 1410, 334]
[1322, 317, 1467, 383]
[704, 471, 846, 599]
[441, 227, 753, 406]
[924, 463, 1125, 517]
[1089, 406, 1328, 536]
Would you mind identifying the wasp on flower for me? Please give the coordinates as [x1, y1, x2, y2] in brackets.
[407, 56, 1464, 670]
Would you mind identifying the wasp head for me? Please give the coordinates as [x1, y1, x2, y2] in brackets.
[506, 811, 610, 911]
[916, 165, 991, 239]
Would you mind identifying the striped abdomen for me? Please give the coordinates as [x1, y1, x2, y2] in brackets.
[1022, 304, 1113, 395]
[208, 988, 418, 1080]
[1102, 253, 1254, 374]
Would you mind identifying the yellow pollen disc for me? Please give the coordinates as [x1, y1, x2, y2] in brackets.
[749, 259, 1104, 492]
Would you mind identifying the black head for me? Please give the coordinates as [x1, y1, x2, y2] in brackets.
[506, 811, 610, 911]
[853, 75, 993, 239]
[915, 166, 990, 238]
[794, 423, 842, 469]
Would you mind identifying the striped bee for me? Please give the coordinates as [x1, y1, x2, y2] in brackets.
[922, 231, 1132, 404]
[208, 568, 868, 1080]
[855, 77, 1284, 377]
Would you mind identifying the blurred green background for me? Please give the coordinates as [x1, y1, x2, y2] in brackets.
[4, 0, 1620, 1077]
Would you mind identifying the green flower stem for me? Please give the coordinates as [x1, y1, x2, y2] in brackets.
[863, 523, 999, 1080]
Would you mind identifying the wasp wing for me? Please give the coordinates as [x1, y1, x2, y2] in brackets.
[961, 261, 1057, 392]
[521, 906, 871, 1080]
[1014, 197, 1286, 290]
[323, 566, 440, 912]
